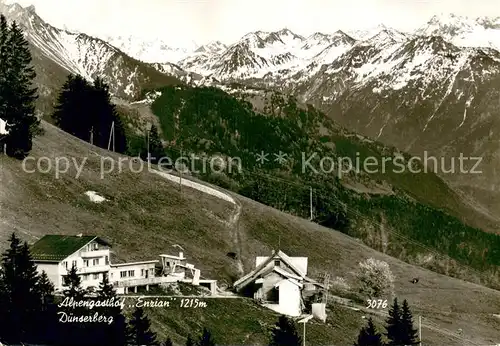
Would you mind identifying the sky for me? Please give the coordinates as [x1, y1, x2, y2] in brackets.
[4, 0, 500, 47]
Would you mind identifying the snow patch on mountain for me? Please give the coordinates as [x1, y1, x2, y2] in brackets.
[102, 35, 198, 63]
[417, 13, 500, 51]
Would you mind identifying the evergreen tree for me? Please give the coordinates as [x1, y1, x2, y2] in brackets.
[1, 20, 40, 159]
[35, 270, 58, 344]
[0, 14, 10, 123]
[52, 74, 93, 138]
[127, 307, 159, 346]
[162, 337, 174, 346]
[98, 271, 116, 298]
[197, 327, 216, 346]
[400, 299, 419, 345]
[0, 234, 56, 343]
[269, 315, 302, 346]
[58, 262, 91, 345]
[148, 124, 164, 163]
[97, 273, 127, 346]
[62, 263, 86, 300]
[353, 317, 383, 346]
[52, 74, 127, 153]
[185, 334, 195, 346]
[385, 297, 404, 346]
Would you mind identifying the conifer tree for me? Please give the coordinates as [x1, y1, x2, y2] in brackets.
[52, 74, 127, 153]
[198, 327, 216, 346]
[148, 124, 164, 163]
[98, 272, 116, 298]
[0, 15, 9, 122]
[385, 297, 404, 346]
[400, 299, 419, 345]
[63, 263, 86, 300]
[353, 317, 383, 346]
[269, 315, 302, 346]
[162, 337, 174, 346]
[52, 74, 92, 138]
[127, 307, 159, 346]
[0, 234, 56, 343]
[2, 20, 40, 158]
[185, 334, 195, 346]
[97, 273, 127, 346]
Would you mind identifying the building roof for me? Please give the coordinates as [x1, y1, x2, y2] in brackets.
[234, 249, 319, 290]
[30, 235, 110, 262]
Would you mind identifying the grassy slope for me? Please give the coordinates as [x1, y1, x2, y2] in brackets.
[0, 122, 499, 345]
[145, 86, 500, 288]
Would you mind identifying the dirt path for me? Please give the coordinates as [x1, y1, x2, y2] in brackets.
[150, 170, 245, 275]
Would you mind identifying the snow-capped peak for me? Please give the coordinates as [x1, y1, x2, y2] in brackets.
[417, 13, 500, 51]
[100, 34, 198, 63]
[346, 24, 391, 41]
[195, 41, 227, 54]
[419, 13, 477, 37]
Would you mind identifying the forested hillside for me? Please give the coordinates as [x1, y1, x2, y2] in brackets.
[142, 85, 500, 288]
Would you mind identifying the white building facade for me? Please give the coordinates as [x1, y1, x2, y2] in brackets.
[31, 235, 158, 293]
[31, 235, 217, 295]
[233, 250, 325, 318]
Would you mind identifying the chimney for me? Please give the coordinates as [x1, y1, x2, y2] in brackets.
[179, 252, 183, 259]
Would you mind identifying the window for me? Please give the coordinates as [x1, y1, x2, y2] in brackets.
[105, 256, 109, 265]
[141, 269, 144, 277]
[274, 260, 280, 267]
[150, 268, 154, 275]
[120, 271, 127, 278]
[166, 261, 170, 266]
[128, 270, 135, 277]
[93, 259, 100, 266]
[63, 261, 68, 269]
[84, 259, 89, 267]
[72, 260, 77, 268]
[83, 274, 89, 281]
[93, 273, 99, 280]
[93, 243, 98, 250]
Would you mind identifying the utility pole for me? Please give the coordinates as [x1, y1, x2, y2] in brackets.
[179, 148, 182, 193]
[147, 126, 150, 163]
[323, 272, 330, 306]
[418, 315, 422, 346]
[90, 126, 93, 145]
[107, 121, 114, 151]
[309, 187, 313, 220]
[298, 315, 313, 346]
[303, 321, 306, 346]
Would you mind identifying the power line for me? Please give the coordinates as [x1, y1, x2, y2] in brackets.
[150, 144, 496, 283]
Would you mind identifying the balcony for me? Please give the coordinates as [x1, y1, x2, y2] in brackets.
[113, 276, 178, 288]
[80, 249, 110, 258]
[72, 265, 110, 274]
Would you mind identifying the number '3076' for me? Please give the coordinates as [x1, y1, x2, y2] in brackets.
[366, 299, 388, 309]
